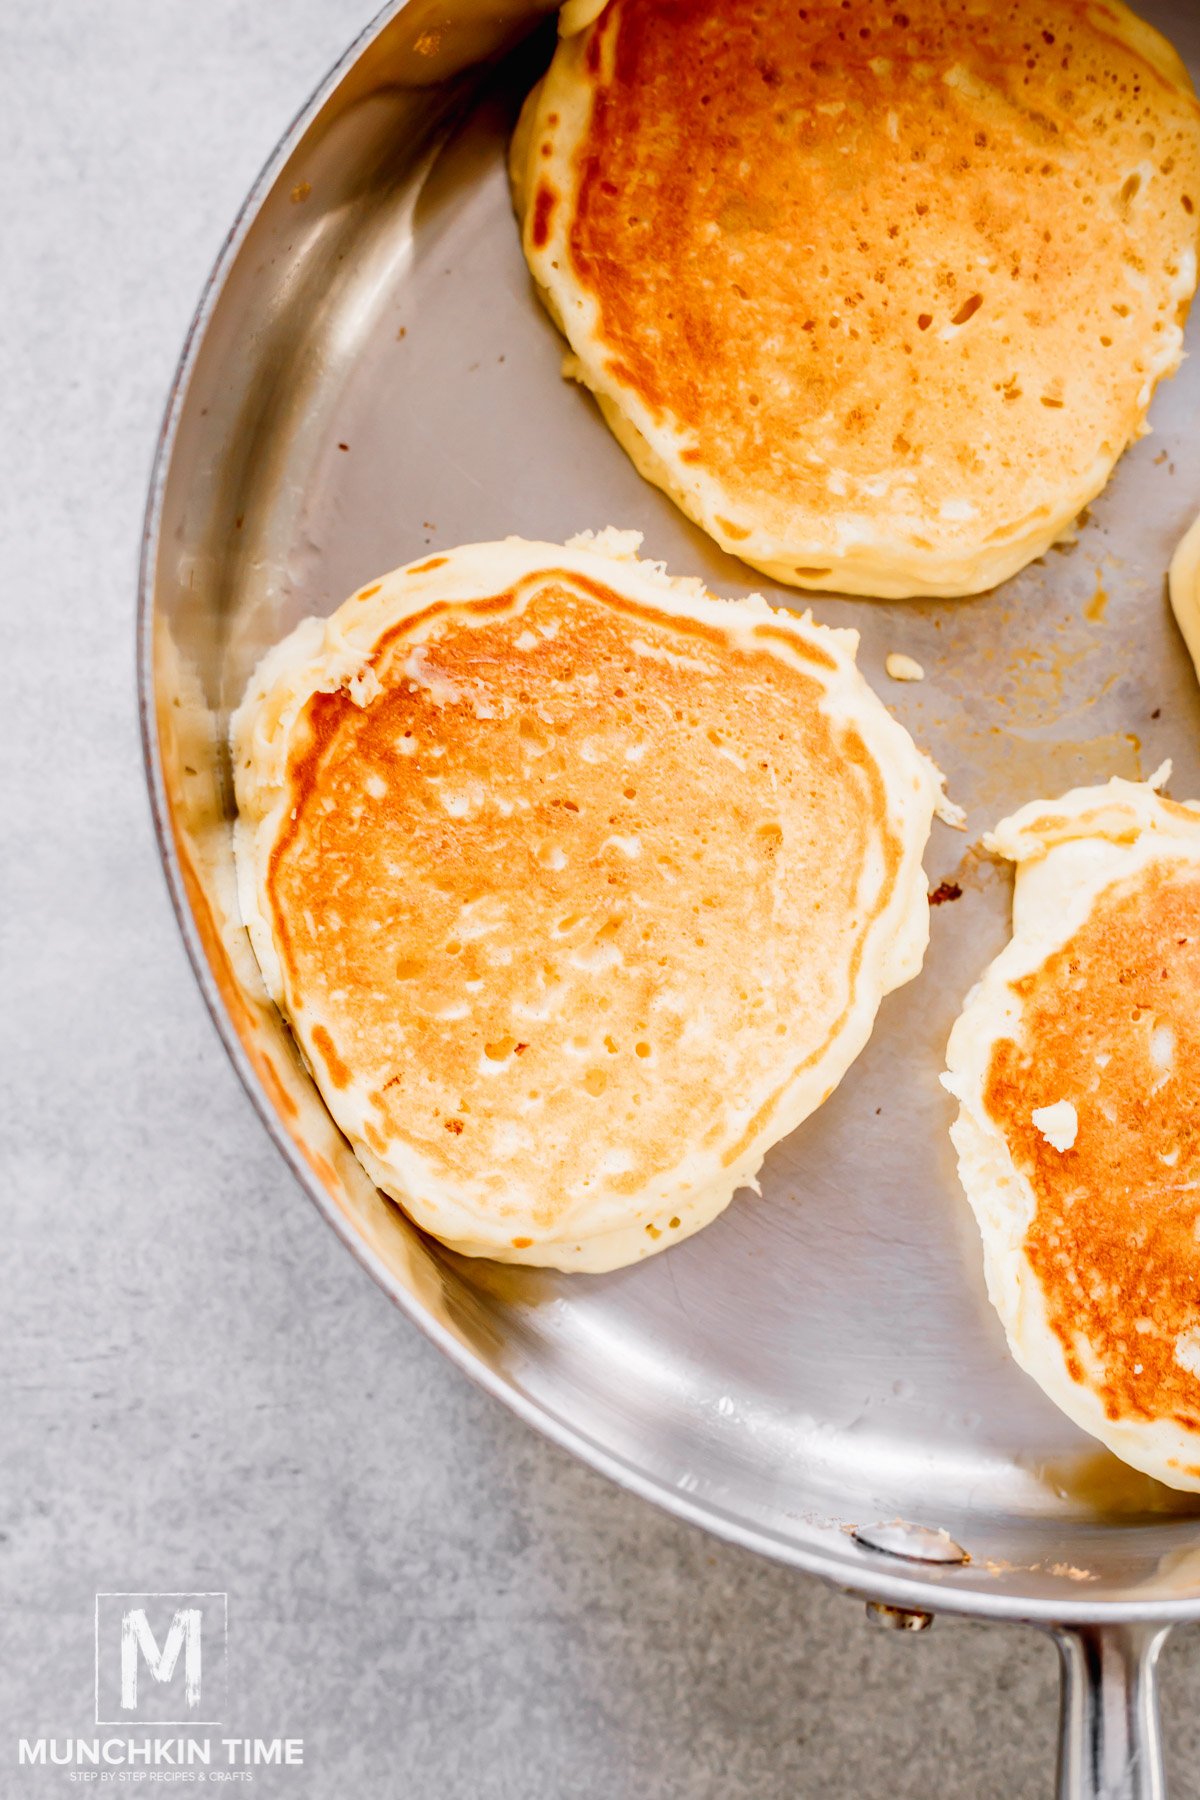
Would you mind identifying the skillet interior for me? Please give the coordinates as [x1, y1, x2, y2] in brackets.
[143, 0, 1200, 1619]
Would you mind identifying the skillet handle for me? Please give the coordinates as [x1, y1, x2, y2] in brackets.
[1050, 1623, 1172, 1800]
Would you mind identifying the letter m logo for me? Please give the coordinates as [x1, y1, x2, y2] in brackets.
[121, 1606, 201, 1710]
[95, 1593, 227, 1724]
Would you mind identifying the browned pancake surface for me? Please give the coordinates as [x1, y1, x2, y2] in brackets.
[984, 862, 1200, 1438]
[556, 0, 1200, 547]
[266, 574, 900, 1234]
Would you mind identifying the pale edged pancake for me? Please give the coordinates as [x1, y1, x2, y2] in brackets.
[512, 0, 1200, 599]
[1169, 507, 1200, 684]
[233, 532, 942, 1272]
[944, 774, 1200, 1488]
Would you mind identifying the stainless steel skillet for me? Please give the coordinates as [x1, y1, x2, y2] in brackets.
[138, 2, 1200, 1791]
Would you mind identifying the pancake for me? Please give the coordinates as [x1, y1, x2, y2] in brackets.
[943, 773, 1200, 1488]
[512, 0, 1200, 599]
[1169, 507, 1200, 683]
[233, 531, 942, 1272]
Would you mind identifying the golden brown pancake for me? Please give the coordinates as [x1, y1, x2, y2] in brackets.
[944, 775, 1200, 1487]
[513, 0, 1200, 598]
[233, 532, 942, 1271]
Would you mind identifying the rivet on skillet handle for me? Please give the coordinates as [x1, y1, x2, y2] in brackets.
[864, 1601, 933, 1632]
[850, 1527, 1172, 1795]
[852, 1520, 969, 1565]
[1048, 1622, 1172, 1800]
[852, 1521, 967, 1636]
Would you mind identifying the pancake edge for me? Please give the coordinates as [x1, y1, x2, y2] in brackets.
[1169, 507, 1200, 686]
[943, 773, 1200, 1489]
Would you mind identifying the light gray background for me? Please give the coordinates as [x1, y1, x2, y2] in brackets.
[4, 3, 1199, 1796]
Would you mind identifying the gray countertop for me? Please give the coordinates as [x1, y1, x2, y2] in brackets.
[4, 3, 1199, 1795]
